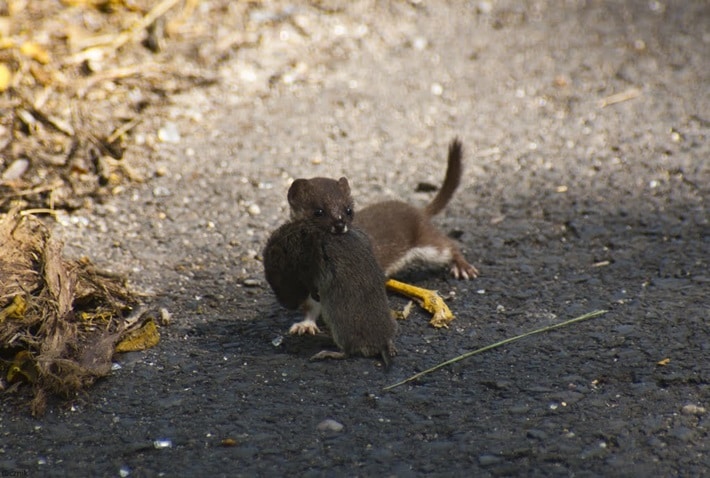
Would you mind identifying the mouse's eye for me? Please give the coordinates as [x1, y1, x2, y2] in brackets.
[314, 208, 324, 217]
[345, 207, 353, 217]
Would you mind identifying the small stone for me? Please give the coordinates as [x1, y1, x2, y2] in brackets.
[413, 37, 428, 50]
[2, 158, 29, 180]
[526, 429, 548, 440]
[159, 308, 172, 326]
[316, 419, 344, 433]
[247, 204, 261, 216]
[478, 454, 502, 466]
[153, 186, 171, 197]
[158, 122, 180, 143]
[681, 404, 706, 415]
[242, 278, 261, 287]
[477, 1, 493, 14]
[153, 439, 172, 449]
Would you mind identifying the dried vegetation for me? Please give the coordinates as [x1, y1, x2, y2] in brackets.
[0, 0, 219, 414]
[0, 209, 150, 415]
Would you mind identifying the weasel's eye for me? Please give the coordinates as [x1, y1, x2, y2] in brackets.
[345, 207, 353, 217]
[314, 209, 324, 217]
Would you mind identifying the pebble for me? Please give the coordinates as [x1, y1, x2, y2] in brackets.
[153, 439, 172, 449]
[526, 429, 548, 440]
[247, 204, 261, 216]
[316, 419, 344, 433]
[2, 158, 29, 180]
[158, 122, 181, 143]
[153, 186, 172, 197]
[508, 404, 531, 415]
[681, 404, 706, 415]
[478, 454, 502, 466]
[242, 278, 261, 287]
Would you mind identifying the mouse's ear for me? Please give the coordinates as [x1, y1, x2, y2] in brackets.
[337, 177, 350, 195]
[288, 179, 310, 206]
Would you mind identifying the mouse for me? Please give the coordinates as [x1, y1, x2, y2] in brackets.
[358, 138, 479, 280]
[263, 180, 397, 367]
[263, 176, 355, 336]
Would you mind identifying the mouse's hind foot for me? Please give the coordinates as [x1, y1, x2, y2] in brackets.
[310, 350, 347, 361]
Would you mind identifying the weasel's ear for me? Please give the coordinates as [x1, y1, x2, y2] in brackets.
[337, 177, 350, 195]
[288, 179, 310, 207]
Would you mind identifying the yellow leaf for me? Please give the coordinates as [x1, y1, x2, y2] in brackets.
[657, 358, 671, 366]
[0, 295, 27, 324]
[115, 318, 160, 352]
[0, 63, 11, 92]
[20, 42, 51, 64]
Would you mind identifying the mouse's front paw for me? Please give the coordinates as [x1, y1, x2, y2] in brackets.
[289, 319, 320, 335]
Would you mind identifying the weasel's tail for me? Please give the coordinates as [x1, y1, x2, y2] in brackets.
[423, 138, 463, 217]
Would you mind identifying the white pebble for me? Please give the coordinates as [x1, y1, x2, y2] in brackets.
[317, 419, 344, 433]
[681, 404, 706, 415]
[153, 439, 173, 449]
[2, 158, 29, 180]
[158, 122, 180, 143]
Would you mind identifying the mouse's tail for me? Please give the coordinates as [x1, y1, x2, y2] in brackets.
[381, 350, 394, 371]
[423, 138, 463, 217]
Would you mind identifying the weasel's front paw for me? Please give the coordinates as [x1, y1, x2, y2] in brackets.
[289, 319, 320, 335]
[450, 258, 479, 280]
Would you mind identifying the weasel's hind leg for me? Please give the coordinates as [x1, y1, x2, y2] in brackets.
[450, 247, 479, 280]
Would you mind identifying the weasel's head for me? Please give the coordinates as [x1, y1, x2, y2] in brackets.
[287, 177, 354, 234]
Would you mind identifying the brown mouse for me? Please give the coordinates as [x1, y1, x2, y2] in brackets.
[354, 138, 478, 280]
[263, 180, 397, 367]
[264, 176, 354, 336]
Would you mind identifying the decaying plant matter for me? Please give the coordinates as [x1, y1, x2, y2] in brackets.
[0, 209, 155, 415]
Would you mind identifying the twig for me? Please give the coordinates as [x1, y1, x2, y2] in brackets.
[598, 88, 641, 108]
[5, 181, 63, 198]
[107, 116, 142, 144]
[68, 0, 182, 64]
[19, 208, 61, 218]
[383, 309, 608, 391]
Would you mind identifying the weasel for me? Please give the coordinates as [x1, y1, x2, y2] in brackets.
[355, 138, 479, 280]
[263, 179, 397, 366]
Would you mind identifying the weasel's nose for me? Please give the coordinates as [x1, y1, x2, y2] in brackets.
[332, 218, 348, 234]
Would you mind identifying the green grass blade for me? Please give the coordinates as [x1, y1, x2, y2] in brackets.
[383, 309, 608, 391]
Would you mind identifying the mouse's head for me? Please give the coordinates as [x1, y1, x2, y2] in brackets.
[287, 177, 354, 234]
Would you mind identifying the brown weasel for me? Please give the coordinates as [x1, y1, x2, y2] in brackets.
[355, 138, 478, 280]
[263, 180, 397, 366]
